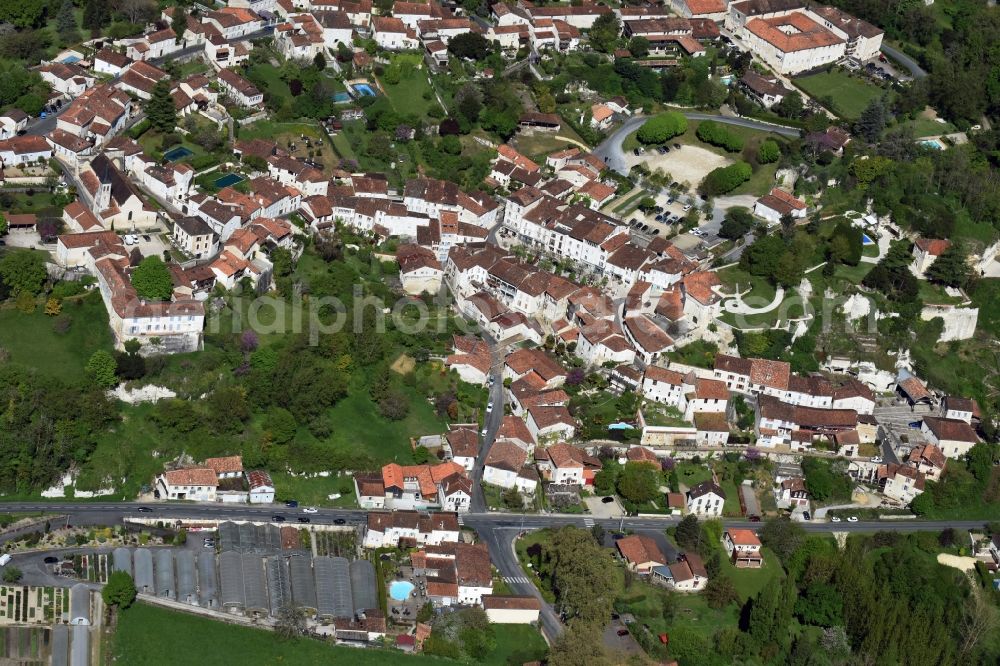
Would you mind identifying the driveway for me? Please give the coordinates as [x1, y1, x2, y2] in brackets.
[583, 495, 625, 519]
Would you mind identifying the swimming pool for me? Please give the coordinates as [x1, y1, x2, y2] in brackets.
[163, 146, 194, 162]
[861, 233, 875, 246]
[389, 581, 415, 601]
[920, 139, 944, 150]
[62, 55, 81, 64]
[214, 173, 245, 188]
[352, 83, 376, 97]
[332, 91, 352, 103]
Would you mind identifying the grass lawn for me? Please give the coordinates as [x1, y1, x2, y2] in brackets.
[514, 530, 557, 603]
[902, 116, 955, 138]
[246, 62, 292, 104]
[0, 291, 113, 381]
[483, 625, 548, 665]
[238, 120, 340, 171]
[112, 603, 453, 665]
[793, 70, 887, 120]
[918, 280, 965, 306]
[953, 214, 999, 247]
[832, 262, 873, 286]
[732, 161, 779, 197]
[1, 191, 62, 217]
[510, 125, 589, 161]
[718, 547, 783, 602]
[378, 69, 442, 120]
[267, 471, 359, 508]
[717, 265, 775, 306]
[137, 129, 213, 164]
[970, 280, 1000, 333]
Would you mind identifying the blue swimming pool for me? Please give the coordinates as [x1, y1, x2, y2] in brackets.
[214, 173, 245, 188]
[163, 146, 194, 162]
[389, 580, 415, 601]
[332, 91, 352, 103]
[352, 83, 376, 97]
[920, 139, 944, 150]
[62, 55, 81, 64]
[862, 233, 875, 245]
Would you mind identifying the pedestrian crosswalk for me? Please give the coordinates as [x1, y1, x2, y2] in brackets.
[583, 518, 595, 527]
[503, 576, 530, 584]
[457, 515, 464, 526]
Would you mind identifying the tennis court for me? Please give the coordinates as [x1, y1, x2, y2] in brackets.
[163, 146, 194, 162]
[214, 173, 245, 188]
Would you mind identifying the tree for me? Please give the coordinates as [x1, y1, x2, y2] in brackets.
[0, 249, 47, 295]
[86, 350, 118, 388]
[1, 567, 21, 583]
[146, 79, 177, 134]
[759, 518, 805, 566]
[548, 624, 612, 666]
[448, 32, 491, 60]
[699, 162, 752, 195]
[0, 213, 6, 236]
[704, 574, 739, 609]
[265, 407, 297, 444]
[637, 112, 687, 144]
[697, 120, 744, 152]
[313, 51, 326, 71]
[102, 571, 137, 609]
[775, 91, 803, 118]
[719, 207, 754, 239]
[83, 0, 111, 30]
[171, 5, 189, 38]
[628, 36, 649, 58]
[855, 97, 887, 142]
[588, 12, 621, 53]
[44, 297, 61, 316]
[616, 462, 659, 504]
[378, 391, 410, 420]
[795, 582, 843, 627]
[131, 256, 174, 301]
[0, 0, 46, 29]
[457, 607, 496, 659]
[674, 515, 703, 552]
[56, 0, 79, 43]
[637, 196, 657, 213]
[926, 242, 972, 289]
[757, 139, 780, 164]
[275, 605, 307, 639]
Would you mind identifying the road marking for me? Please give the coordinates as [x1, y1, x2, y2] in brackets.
[457, 516, 464, 526]
[503, 576, 529, 584]
[583, 518, 595, 527]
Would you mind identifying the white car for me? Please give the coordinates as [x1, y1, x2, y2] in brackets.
[481, 428, 488, 437]
[847, 516, 859, 523]
[871, 456, 882, 463]
[682, 204, 692, 212]
[486, 401, 494, 412]
[830, 516, 841, 523]
[302, 507, 318, 514]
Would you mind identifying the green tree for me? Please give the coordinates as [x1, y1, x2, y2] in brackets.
[265, 407, 298, 444]
[102, 571, 137, 609]
[637, 111, 687, 144]
[628, 36, 649, 58]
[719, 207, 754, 239]
[795, 582, 843, 627]
[313, 51, 326, 71]
[616, 462, 659, 504]
[699, 162, 752, 195]
[855, 98, 887, 142]
[0, 0, 46, 28]
[544, 527, 616, 626]
[674, 514, 704, 552]
[448, 32, 491, 60]
[171, 5, 189, 38]
[757, 139, 780, 164]
[704, 574, 739, 609]
[86, 350, 118, 388]
[56, 0, 79, 43]
[926, 241, 972, 289]
[696, 120, 744, 152]
[0, 213, 7, 236]
[548, 624, 612, 666]
[0, 249, 47, 295]
[131, 256, 173, 301]
[146, 79, 177, 133]
[588, 13, 621, 53]
[82, 0, 110, 30]
[775, 91, 804, 118]
[1, 567, 22, 583]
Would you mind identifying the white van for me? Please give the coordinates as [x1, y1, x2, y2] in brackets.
[0, 554, 12, 566]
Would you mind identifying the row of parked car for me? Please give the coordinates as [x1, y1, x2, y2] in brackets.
[632, 142, 683, 157]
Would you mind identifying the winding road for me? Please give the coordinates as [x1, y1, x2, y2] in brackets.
[593, 113, 801, 175]
[881, 44, 927, 79]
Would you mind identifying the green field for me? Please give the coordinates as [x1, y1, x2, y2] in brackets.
[718, 547, 783, 601]
[112, 603, 449, 665]
[112, 602, 544, 665]
[793, 70, 887, 120]
[378, 68, 442, 120]
[0, 291, 113, 381]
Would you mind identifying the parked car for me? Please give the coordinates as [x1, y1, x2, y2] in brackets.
[847, 516, 859, 523]
[136, 507, 153, 513]
[803, 511, 811, 521]
[633, 148, 641, 156]
[617, 629, 629, 637]
[302, 507, 318, 514]
[298, 517, 311, 523]
[285, 500, 298, 508]
[682, 204, 692, 212]
[601, 496, 615, 503]
[481, 428, 488, 437]
[673, 143, 681, 149]
[830, 516, 842, 523]
[657, 146, 667, 155]
[486, 401, 494, 412]
[272, 515, 286, 522]
[333, 518, 346, 525]
[655, 214, 665, 221]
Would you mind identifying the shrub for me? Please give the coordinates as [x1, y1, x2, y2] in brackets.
[696, 120, 744, 152]
[637, 112, 687, 144]
[757, 139, 780, 164]
[699, 162, 752, 195]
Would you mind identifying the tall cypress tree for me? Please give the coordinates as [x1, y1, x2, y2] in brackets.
[56, 0, 79, 42]
[146, 80, 177, 134]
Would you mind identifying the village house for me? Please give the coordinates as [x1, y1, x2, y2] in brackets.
[911, 238, 951, 277]
[396, 243, 443, 295]
[534, 442, 600, 486]
[362, 511, 460, 549]
[0, 110, 28, 139]
[739, 70, 793, 108]
[353, 462, 472, 513]
[777, 477, 809, 508]
[172, 216, 218, 260]
[921, 417, 980, 459]
[753, 188, 807, 224]
[907, 444, 947, 481]
[687, 480, 725, 517]
[723, 529, 764, 567]
[652, 553, 708, 592]
[442, 427, 480, 471]
[482, 596, 541, 624]
[155, 467, 218, 502]
[217, 68, 264, 107]
[877, 464, 925, 505]
[0, 135, 52, 166]
[616, 534, 667, 574]
[482, 440, 538, 494]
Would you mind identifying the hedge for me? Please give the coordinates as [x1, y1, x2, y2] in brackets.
[636, 112, 687, 144]
[696, 120, 744, 152]
[699, 162, 752, 195]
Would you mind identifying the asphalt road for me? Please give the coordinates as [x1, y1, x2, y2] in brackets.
[594, 113, 800, 176]
[470, 336, 507, 513]
[881, 44, 927, 79]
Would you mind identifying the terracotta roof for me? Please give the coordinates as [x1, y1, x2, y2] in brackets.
[616, 534, 666, 566]
[446, 428, 479, 458]
[482, 595, 541, 610]
[204, 456, 243, 474]
[757, 188, 805, 215]
[682, 0, 725, 14]
[914, 238, 951, 256]
[164, 467, 217, 487]
[923, 417, 978, 443]
[485, 440, 529, 473]
[626, 446, 659, 465]
[527, 405, 575, 430]
[746, 13, 844, 53]
[246, 469, 273, 489]
[897, 376, 931, 402]
[908, 444, 947, 470]
[497, 415, 534, 445]
[726, 528, 761, 547]
[758, 395, 857, 429]
[694, 412, 729, 432]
